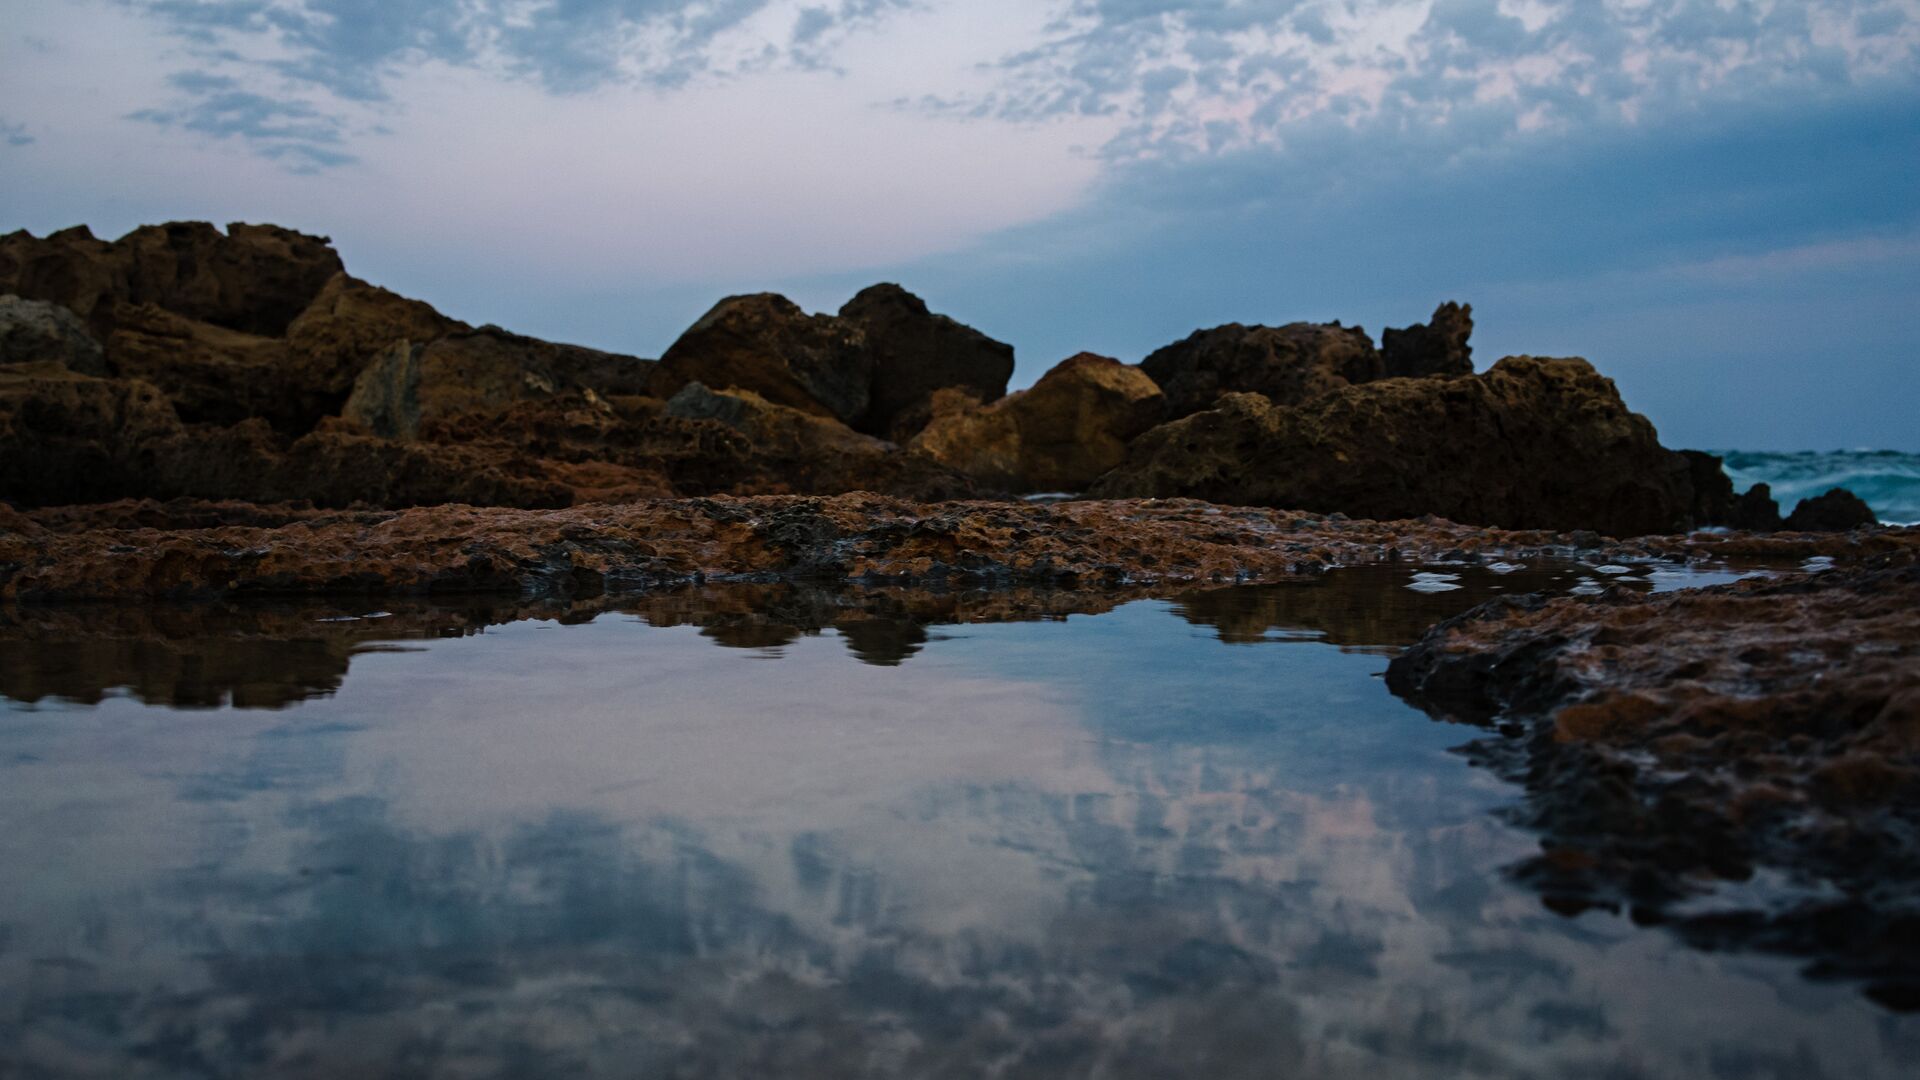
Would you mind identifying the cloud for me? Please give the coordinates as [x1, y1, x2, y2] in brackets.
[0, 118, 34, 147]
[127, 70, 357, 171]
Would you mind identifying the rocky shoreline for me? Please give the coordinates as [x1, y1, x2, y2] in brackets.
[4, 220, 1917, 1008]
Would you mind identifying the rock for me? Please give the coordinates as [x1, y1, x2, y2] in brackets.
[1728, 483, 1784, 532]
[342, 327, 601, 442]
[1679, 450, 1736, 527]
[1785, 487, 1878, 531]
[282, 273, 467, 423]
[1385, 562, 1920, 1005]
[103, 303, 289, 425]
[838, 283, 1014, 439]
[0, 221, 343, 337]
[0, 294, 108, 375]
[1140, 321, 1382, 419]
[912, 353, 1165, 492]
[650, 293, 872, 423]
[1381, 301, 1474, 378]
[1090, 356, 1698, 537]
[0, 361, 184, 505]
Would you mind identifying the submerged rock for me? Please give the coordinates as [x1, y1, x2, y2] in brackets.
[1385, 561, 1920, 1008]
[1785, 487, 1879, 531]
[0, 294, 108, 375]
[1090, 356, 1701, 537]
[912, 353, 1165, 492]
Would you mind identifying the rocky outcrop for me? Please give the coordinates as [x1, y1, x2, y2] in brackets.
[340, 327, 627, 441]
[912, 353, 1165, 492]
[0, 221, 343, 337]
[104, 303, 290, 425]
[1381, 301, 1474, 378]
[1386, 561, 1920, 1008]
[1090, 356, 1701, 537]
[1140, 320, 1381, 419]
[839, 283, 1014, 439]
[1786, 487, 1879, 531]
[0, 361, 186, 505]
[0, 295, 108, 375]
[282, 273, 467, 422]
[650, 293, 872, 423]
[1728, 482, 1784, 531]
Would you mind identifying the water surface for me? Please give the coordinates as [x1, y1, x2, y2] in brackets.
[3, 561, 1913, 1078]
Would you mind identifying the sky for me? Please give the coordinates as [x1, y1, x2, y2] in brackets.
[1, 0, 1916, 450]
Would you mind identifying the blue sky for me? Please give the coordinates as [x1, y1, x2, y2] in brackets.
[2, 0, 1916, 449]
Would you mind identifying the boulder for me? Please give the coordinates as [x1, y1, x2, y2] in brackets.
[0, 295, 108, 375]
[0, 221, 343, 337]
[1381, 301, 1474, 378]
[912, 353, 1165, 493]
[650, 293, 871, 423]
[838, 283, 1014, 439]
[282, 273, 466, 422]
[1785, 488, 1878, 532]
[1679, 450, 1736, 527]
[342, 327, 614, 441]
[1140, 321, 1382, 419]
[1089, 356, 1698, 537]
[1728, 483, 1784, 532]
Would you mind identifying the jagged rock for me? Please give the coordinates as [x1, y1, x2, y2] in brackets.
[1382, 301, 1474, 378]
[1090, 356, 1698, 537]
[1140, 321, 1382, 419]
[0, 294, 108, 375]
[282, 273, 467, 423]
[1728, 483, 1784, 531]
[0, 221, 343, 337]
[1785, 488, 1878, 531]
[1679, 450, 1736, 527]
[342, 327, 615, 441]
[104, 303, 289, 426]
[0, 361, 184, 505]
[838, 283, 1014, 439]
[665, 382, 974, 500]
[913, 353, 1165, 492]
[650, 293, 872, 423]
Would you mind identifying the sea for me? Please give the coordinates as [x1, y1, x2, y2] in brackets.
[1721, 449, 1920, 526]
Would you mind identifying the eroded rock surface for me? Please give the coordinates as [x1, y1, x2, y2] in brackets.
[0, 294, 108, 375]
[1785, 487, 1880, 531]
[1381, 301, 1474, 379]
[1386, 559, 1920, 1009]
[1091, 356, 1701, 537]
[839, 283, 1014, 439]
[1140, 320, 1382, 419]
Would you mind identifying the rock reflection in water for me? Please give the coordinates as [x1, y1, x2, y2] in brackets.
[4, 562, 1902, 1078]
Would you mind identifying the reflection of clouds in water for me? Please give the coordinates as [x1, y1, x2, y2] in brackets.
[2, 602, 1913, 1076]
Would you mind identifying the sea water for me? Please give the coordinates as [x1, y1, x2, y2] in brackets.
[1721, 448, 1920, 525]
[2, 562, 1914, 1078]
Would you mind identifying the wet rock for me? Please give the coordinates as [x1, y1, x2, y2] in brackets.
[1785, 488, 1878, 531]
[1385, 561, 1920, 1006]
[1381, 301, 1474, 379]
[650, 293, 872, 423]
[912, 353, 1165, 492]
[1090, 356, 1698, 538]
[1140, 320, 1382, 418]
[0, 294, 108, 375]
[838, 283, 1014, 439]
[0, 221, 343, 337]
[1727, 483, 1783, 532]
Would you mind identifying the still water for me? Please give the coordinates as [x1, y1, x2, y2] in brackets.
[2, 562, 1914, 1078]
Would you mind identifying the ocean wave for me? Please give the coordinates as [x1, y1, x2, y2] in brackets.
[1716, 449, 1920, 526]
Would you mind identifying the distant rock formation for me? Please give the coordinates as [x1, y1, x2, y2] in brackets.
[1091, 357, 1701, 538]
[1382, 301, 1474, 379]
[1785, 487, 1879, 531]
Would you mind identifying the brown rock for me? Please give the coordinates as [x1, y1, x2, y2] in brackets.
[0, 294, 108, 375]
[1785, 488, 1878, 531]
[1090, 356, 1697, 537]
[282, 273, 466, 422]
[1140, 321, 1382, 418]
[650, 293, 871, 423]
[838, 283, 1014, 439]
[0, 221, 343, 337]
[0, 361, 184, 505]
[1728, 483, 1784, 531]
[912, 353, 1165, 492]
[1381, 301, 1474, 378]
[104, 303, 289, 425]
[342, 327, 609, 441]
